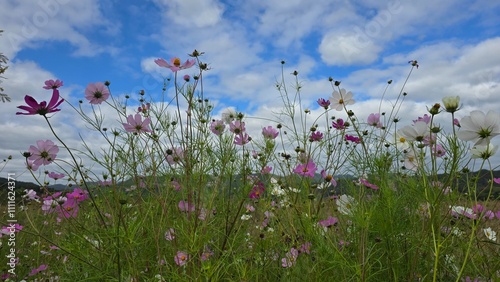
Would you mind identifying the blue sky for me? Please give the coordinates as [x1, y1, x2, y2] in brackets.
[2, 0, 500, 181]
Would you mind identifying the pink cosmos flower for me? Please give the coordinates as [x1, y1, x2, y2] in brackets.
[210, 119, 225, 136]
[123, 113, 152, 134]
[183, 74, 190, 82]
[23, 189, 39, 201]
[359, 178, 379, 190]
[321, 169, 337, 187]
[29, 264, 48, 276]
[431, 144, 446, 157]
[318, 216, 338, 228]
[281, 248, 299, 268]
[165, 228, 175, 241]
[43, 79, 63, 90]
[138, 103, 151, 113]
[234, 133, 250, 145]
[332, 118, 347, 130]
[66, 188, 88, 203]
[175, 251, 189, 266]
[493, 178, 500, 184]
[413, 114, 431, 124]
[0, 224, 23, 238]
[300, 242, 312, 254]
[201, 247, 214, 261]
[453, 118, 461, 127]
[85, 82, 110, 105]
[26, 159, 40, 171]
[178, 200, 195, 212]
[293, 160, 317, 178]
[317, 98, 330, 109]
[229, 120, 246, 134]
[48, 172, 65, 180]
[345, 134, 361, 144]
[16, 90, 64, 116]
[166, 147, 184, 165]
[261, 166, 272, 174]
[309, 131, 323, 142]
[155, 57, 196, 73]
[262, 126, 279, 139]
[367, 113, 382, 128]
[28, 140, 59, 166]
[249, 182, 265, 199]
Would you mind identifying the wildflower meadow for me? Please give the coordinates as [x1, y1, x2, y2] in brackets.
[2, 51, 500, 281]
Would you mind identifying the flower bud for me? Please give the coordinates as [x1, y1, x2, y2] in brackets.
[442, 96, 460, 113]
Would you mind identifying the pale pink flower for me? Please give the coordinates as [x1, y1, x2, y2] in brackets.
[155, 57, 196, 72]
[367, 113, 382, 128]
[123, 113, 152, 134]
[43, 79, 63, 90]
[85, 82, 110, 105]
[175, 251, 189, 266]
[28, 140, 59, 166]
[262, 126, 279, 139]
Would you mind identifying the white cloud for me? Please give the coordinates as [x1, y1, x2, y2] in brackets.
[154, 0, 224, 28]
[319, 33, 382, 66]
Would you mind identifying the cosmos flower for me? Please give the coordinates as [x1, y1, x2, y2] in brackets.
[442, 96, 460, 113]
[28, 140, 59, 166]
[210, 119, 225, 136]
[43, 79, 63, 90]
[317, 98, 330, 109]
[329, 89, 355, 111]
[367, 113, 382, 128]
[16, 91, 64, 116]
[262, 126, 279, 139]
[155, 57, 196, 72]
[174, 251, 189, 266]
[85, 82, 110, 105]
[470, 144, 497, 159]
[457, 110, 500, 145]
[336, 194, 356, 215]
[332, 118, 347, 130]
[293, 160, 317, 178]
[398, 121, 430, 142]
[483, 227, 497, 242]
[123, 113, 152, 134]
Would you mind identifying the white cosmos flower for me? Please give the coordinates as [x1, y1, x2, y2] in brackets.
[398, 121, 430, 142]
[470, 144, 498, 159]
[483, 227, 497, 242]
[329, 89, 355, 111]
[442, 96, 460, 113]
[457, 110, 500, 145]
[403, 149, 419, 171]
[221, 107, 238, 124]
[336, 194, 356, 215]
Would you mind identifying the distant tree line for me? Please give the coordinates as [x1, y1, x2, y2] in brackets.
[0, 29, 10, 102]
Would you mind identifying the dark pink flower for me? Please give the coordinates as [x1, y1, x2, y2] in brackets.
[318, 216, 338, 227]
[29, 264, 48, 276]
[16, 90, 64, 116]
[317, 98, 330, 109]
[43, 79, 63, 90]
[359, 178, 379, 190]
[123, 113, 152, 134]
[299, 242, 312, 254]
[262, 126, 279, 139]
[261, 166, 272, 174]
[332, 118, 347, 130]
[85, 82, 110, 105]
[48, 172, 65, 180]
[138, 103, 151, 113]
[493, 178, 500, 185]
[183, 74, 190, 82]
[66, 188, 88, 203]
[309, 131, 323, 142]
[367, 113, 382, 128]
[293, 160, 317, 178]
[345, 134, 361, 144]
[249, 182, 265, 199]
[210, 120, 225, 136]
[453, 118, 461, 127]
[175, 251, 189, 266]
[155, 57, 196, 72]
[28, 140, 59, 166]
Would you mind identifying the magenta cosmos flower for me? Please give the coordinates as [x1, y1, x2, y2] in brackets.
[28, 140, 59, 166]
[123, 113, 152, 134]
[155, 57, 196, 72]
[85, 82, 110, 105]
[16, 90, 64, 116]
[293, 160, 317, 178]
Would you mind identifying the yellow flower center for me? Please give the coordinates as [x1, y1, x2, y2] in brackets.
[399, 137, 406, 143]
[173, 58, 181, 67]
[338, 99, 344, 104]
